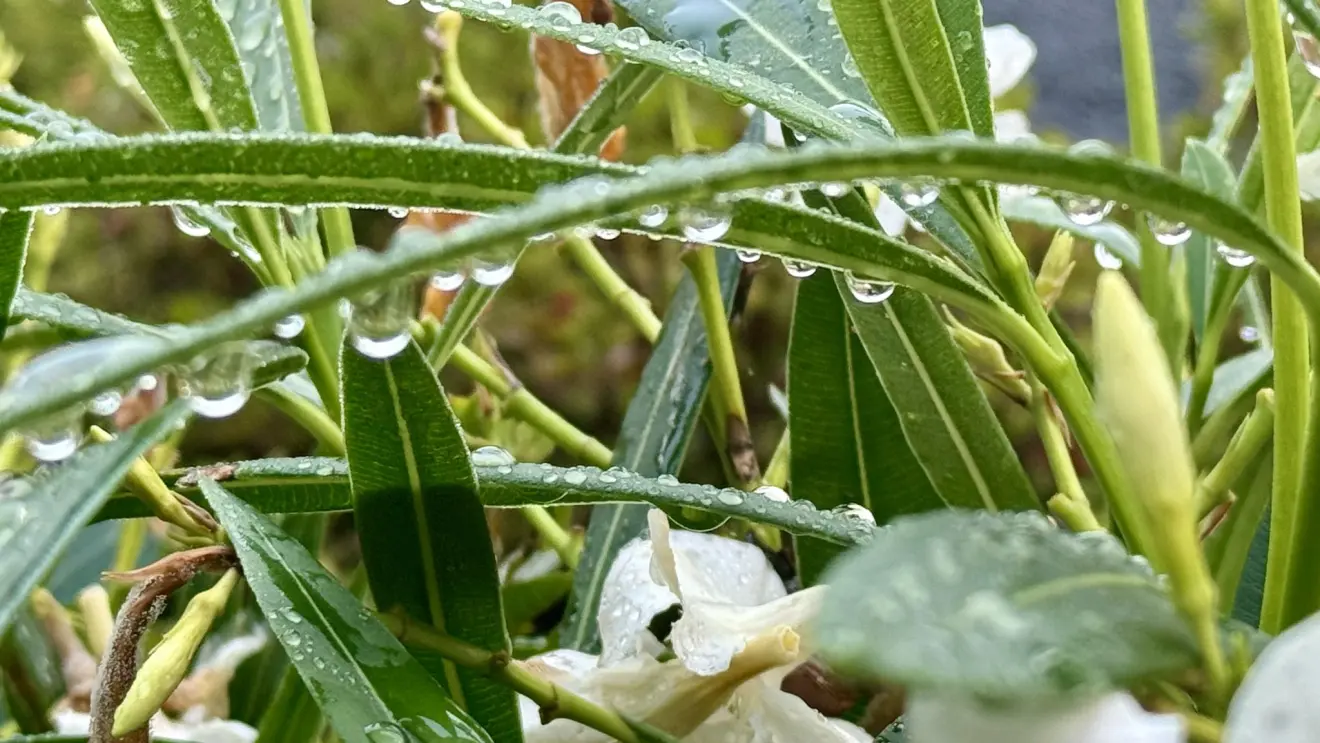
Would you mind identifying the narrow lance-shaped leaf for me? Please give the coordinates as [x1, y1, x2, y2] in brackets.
[198, 478, 494, 743]
[561, 250, 742, 653]
[0, 135, 1313, 437]
[98, 458, 876, 548]
[87, 0, 259, 131]
[0, 210, 33, 339]
[341, 340, 521, 742]
[213, 0, 305, 132]
[790, 272, 940, 585]
[816, 510, 1201, 699]
[0, 402, 189, 635]
[1181, 139, 1238, 342]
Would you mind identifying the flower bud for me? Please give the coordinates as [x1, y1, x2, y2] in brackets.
[1034, 231, 1075, 311]
[944, 308, 1031, 403]
[88, 426, 211, 536]
[111, 569, 239, 736]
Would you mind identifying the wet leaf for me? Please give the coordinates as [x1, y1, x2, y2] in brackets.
[789, 272, 939, 585]
[816, 510, 1200, 699]
[213, 0, 305, 132]
[0, 402, 189, 635]
[1181, 140, 1238, 341]
[198, 478, 494, 743]
[100, 458, 875, 547]
[341, 340, 520, 742]
[0, 210, 32, 340]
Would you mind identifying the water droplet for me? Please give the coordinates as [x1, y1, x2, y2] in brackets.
[471, 256, 515, 287]
[539, 0, 581, 30]
[754, 484, 790, 503]
[285, 631, 303, 648]
[674, 46, 706, 67]
[472, 445, 516, 467]
[88, 390, 123, 417]
[1216, 242, 1256, 268]
[386, 0, 411, 5]
[843, 271, 895, 304]
[1094, 244, 1124, 270]
[614, 26, 650, 51]
[364, 722, 409, 743]
[841, 54, 860, 78]
[1297, 31, 1320, 79]
[429, 270, 465, 292]
[575, 33, 602, 56]
[347, 279, 414, 359]
[1239, 325, 1260, 343]
[1145, 214, 1191, 246]
[898, 181, 939, 208]
[681, 207, 732, 242]
[171, 207, 212, 238]
[178, 342, 255, 418]
[273, 314, 305, 340]
[388, 206, 409, 219]
[565, 470, 587, 486]
[781, 259, 816, 278]
[834, 503, 875, 525]
[717, 491, 743, 506]
[420, 0, 447, 10]
[1057, 193, 1115, 226]
[820, 182, 850, 198]
[42, 206, 62, 216]
[735, 248, 762, 264]
[23, 405, 83, 463]
[637, 204, 668, 228]
[282, 609, 304, 624]
[657, 474, 680, 486]
[312, 657, 326, 670]
[594, 226, 621, 240]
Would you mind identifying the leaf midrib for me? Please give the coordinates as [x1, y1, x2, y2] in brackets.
[1010, 572, 1154, 606]
[842, 311, 873, 511]
[710, 0, 851, 103]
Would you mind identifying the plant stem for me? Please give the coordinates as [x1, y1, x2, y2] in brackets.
[562, 235, 662, 342]
[1030, 378, 1099, 531]
[1185, 289, 1235, 436]
[522, 504, 580, 569]
[1182, 712, 1223, 743]
[666, 78, 698, 153]
[450, 344, 612, 468]
[277, 0, 356, 258]
[681, 247, 755, 482]
[254, 385, 346, 456]
[1197, 389, 1275, 518]
[1114, 0, 1172, 349]
[1244, 0, 1310, 634]
[435, 13, 528, 149]
[379, 612, 678, 743]
[762, 432, 790, 490]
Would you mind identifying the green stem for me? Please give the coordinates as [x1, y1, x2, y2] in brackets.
[681, 247, 750, 470]
[435, 13, 528, 149]
[563, 235, 662, 343]
[277, 0, 356, 257]
[1244, 0, 1310, 634]
[522, 505, 580, 570]
[666, 78, 698, 153]
[1114, 0, 1172, 347]
[378, 612, 678, 743]
[254, 385, 346, 456]
[450, 344, 612, 468]
[762, 431, 790, 490]
[1030, 378, 1099, 531]
[1197, 389, 1275, 518]
[1185, 297, 1233, 436]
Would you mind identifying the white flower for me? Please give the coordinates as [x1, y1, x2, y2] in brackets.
[519, 510, 848, 742]
[1224, 611, 1320, 742]
[906, 691, 1185, 743]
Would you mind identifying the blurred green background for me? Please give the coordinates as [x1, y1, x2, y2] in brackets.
[0, 0, 1254, 493]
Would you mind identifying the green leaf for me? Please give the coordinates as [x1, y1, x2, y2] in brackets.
[0, 210, 33, 340]
[842, 279, 1037, 512]
[100, 458, 875, 547]
[934, 0, 994, 140]
[341, 340, 520, 742]
[561, 250, 742, 653]
[1, 608, 63, 734]
[1206, 56, 1254, 152]
[213, 0, 305, 132]
[9, 289, 308, 390]
[616, 0, 871, 109]
[1000, 192, 1141, 265]
[1202, 348, 1273, 418]
[789, 273, 939, 585]
[0, 402, 189, 635]
[88, 0, 259, 131]
[1181, 139, 1238, 341]
[816, 510, 1201, 699]
[197, 478, 493, 743]
[830, 0, 975, 138]
[0, 135, 1310, 437]
[502, 572, 573, 634]
[1205, 452, 1272, 619]
[555, 62, 664, 157]
[254, 670, 324, 743]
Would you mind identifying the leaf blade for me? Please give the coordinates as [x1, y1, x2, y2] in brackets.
[198, 477, 493, 743]
[0, 402, 189, 634]
[0, 210, 33, 340]
[341, 340, 520, 742]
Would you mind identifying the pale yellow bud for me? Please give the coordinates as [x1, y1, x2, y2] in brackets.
[1034, 231, 1076, 311]
[111, 569, 239, 736]
[944, 308, 1031, 403]
[77, 585, 114, 660]
[88, 427, 210, 536]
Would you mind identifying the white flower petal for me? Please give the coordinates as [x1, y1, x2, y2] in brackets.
[511, 548, 563, 583]
[196, 626, 267, 674]
[1298, 150, 1320, 201]
[830, 718, 874, 743]
[985, 24, 1037, 99]
[874, 196, 910, 237]
[1225, 611, 1320, 742]
[671, 587, 824, 676]
[994, 110, 1033, 143]
[648, 510, 785, 608]
[907, 692, 1185, 743]
[741, 104, 786, 147]
[685, 683, 860, 743]
[597, 537, 679, 666]
[154, 717, 259, 743]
